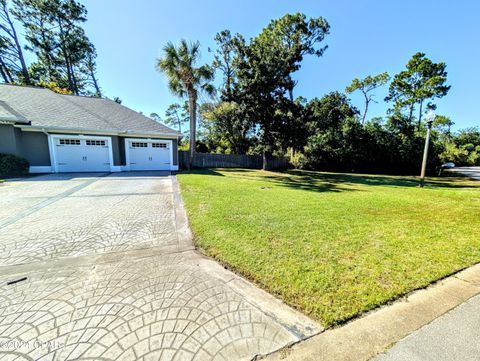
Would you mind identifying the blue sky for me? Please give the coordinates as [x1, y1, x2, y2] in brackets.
[77, 0, 478, 130]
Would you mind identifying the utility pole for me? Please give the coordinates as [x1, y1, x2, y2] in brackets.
[419, 111, 436, 187]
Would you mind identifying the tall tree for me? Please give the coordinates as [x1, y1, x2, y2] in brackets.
[163, 102, 189, 133]
[0, 0, 30, 83]
[261, 13, 330, 100]
[385, 52, 450, 129]
[345, 72, 389, 125]
[232, 13, 330, 168]
[81, 41, 101, 96]
[12, 0, 100, 95]
[433, 114, 454, 139]
[156, 40, 214, 169]
[212, 30, 243, 101]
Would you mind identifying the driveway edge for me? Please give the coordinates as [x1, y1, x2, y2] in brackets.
[172, 174, 323, 343]
[171, 174, 195, 250]
[260, 263, 480, 361]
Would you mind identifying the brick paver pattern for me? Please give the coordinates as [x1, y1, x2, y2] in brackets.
[0, 173, 313, 361]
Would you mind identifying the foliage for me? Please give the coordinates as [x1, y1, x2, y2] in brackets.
[385, 52, 450, 127]
[163, 102, 189, 133]
[178, 169, 480, 326]
[0, 0, 101, 95]
[287, 92, 447, 175]
[0, 0, 30, 83]
[37, 80, 72, 94]
[433, 114, 454, 137]
[439, 127, 480, 166]
[345, 72, 390, 124]
[288, 151, 308, 169]
[156, 39, 214, 168]
[201, 17, 460, 176]
[229, 13, 330, 168]
[202, 101, 253, 154]
[0, 153, 29, 177]
[212, 30, 241, 100]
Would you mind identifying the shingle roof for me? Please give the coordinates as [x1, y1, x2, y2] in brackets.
[0, 84, 180, 137]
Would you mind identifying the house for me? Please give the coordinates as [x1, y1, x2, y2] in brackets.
[0, 84, 181, 173]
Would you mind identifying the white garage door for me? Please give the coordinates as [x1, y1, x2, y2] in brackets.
[127, 140, 171, 171]
[54, 137, 111, 172]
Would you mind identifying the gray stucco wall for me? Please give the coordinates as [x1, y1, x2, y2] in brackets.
[0, 124, 18, 154]
[18, 131, 50, 166]
[110, 136, 123, 166]
[0, 125, 51, 166]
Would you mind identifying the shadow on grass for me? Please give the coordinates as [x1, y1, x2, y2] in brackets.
[182, 168, 480, 193]
[283, 170, 480, 190]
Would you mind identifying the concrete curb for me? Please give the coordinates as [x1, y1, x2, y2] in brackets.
[260, 263, 480, 361]
[171, 174, 323, 342]
[170, 174, 195, 251]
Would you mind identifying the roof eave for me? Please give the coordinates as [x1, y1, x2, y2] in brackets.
[15, 124, 182, 139]
[0, 116, 30, 124]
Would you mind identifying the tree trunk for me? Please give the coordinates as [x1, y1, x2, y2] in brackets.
[408, 104, 414, 123]
[3, 3, 30, 84]
[362, 93, 369, 125]
[58, 20, 76, 93]
[0, 63, 9, 83]
[61, 49, 75, 93]
[0, 56, 12, 83]
[90, 68, 101, 97]
[71, 65, 79, 95]
[417, 99, 424, 130]
[188, 92, 197, 170]
[262, 151, 269, 171]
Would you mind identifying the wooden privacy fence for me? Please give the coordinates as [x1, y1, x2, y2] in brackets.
[179, 151, 289, 170]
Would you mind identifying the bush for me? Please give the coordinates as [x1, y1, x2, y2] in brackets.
[289, 151, 309, 169]
[0, 153, 30, 177]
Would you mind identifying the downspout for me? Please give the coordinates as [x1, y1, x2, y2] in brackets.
[42, 128, 55, 173]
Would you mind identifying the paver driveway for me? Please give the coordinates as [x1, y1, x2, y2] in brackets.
[0, 173, 319, 361]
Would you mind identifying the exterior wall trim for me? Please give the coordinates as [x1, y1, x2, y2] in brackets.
[29, 166, 53, 173]
[16, 125, 181, 139]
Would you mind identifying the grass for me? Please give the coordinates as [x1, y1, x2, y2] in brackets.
[177, 169, 480, 327]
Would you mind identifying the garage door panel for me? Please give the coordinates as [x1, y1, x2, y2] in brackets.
[54, 137, 111, 173]
[84, 140, 111, 172]
[128, 141, 171, 171]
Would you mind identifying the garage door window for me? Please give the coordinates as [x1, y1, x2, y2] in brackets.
[152, 143, 168, 148]
[59, 139, 80, 145]
[86, 140, 106, 146]
[131, 142, 147, 148]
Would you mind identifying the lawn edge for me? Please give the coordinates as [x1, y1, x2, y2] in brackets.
[258, 261, 480, 361]
[172, 174, 323, 341]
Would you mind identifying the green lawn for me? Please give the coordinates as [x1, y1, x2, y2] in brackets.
[177, 169, 480, 327]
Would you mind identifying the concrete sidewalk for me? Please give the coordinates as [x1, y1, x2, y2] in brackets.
[372, 294, 480, 361]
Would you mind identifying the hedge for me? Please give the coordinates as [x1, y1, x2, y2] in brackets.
[0, 153, 30, 178]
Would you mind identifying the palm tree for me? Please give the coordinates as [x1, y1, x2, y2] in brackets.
[156, 40, 214, 169]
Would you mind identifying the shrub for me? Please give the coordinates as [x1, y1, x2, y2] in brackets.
[0, 153, 30, 177]
[289, 151, 308, 169]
